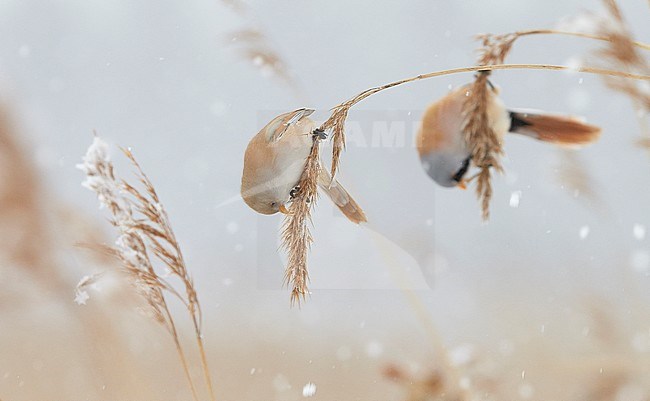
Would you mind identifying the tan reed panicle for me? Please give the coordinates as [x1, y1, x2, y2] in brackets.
[78, 137, 216, 401]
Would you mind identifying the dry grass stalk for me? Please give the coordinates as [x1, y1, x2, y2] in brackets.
[384, 365, 444, 401]
[596, 1, 650, 103]
[384, 364, 468, 401]
[477, 28, 647, 210]
[297, 62, 650, 302]
[462, 71, 504, 220]
[0, 106, 64, 289]
[223, 0, 307, 101]
[371, 232, 471, 401]
[220, 0, 248, 15]
[465, 32, 543, 219]
[475, 33, 519, 66]
[460, 26, 649, 218]
[0, 107, 159, 398]
[319, 63, 649, 193]
[227, 29, 295, 86]
[600, 1, 650, 142]
[78, 137, 215, 401]
[556, 150, 600, 203]
[281, 135, 322, 306]
[597, 5, 646, 67]
[564, 0, 650, 140]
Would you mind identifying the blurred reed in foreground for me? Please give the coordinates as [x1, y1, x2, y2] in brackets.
[78, 137, 215, 401]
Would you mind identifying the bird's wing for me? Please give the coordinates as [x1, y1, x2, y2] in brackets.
[268, 108, 315, 142]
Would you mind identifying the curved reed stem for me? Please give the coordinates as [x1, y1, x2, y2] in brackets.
[320, 63, 650, 180]
[369, 231, 470, 400]
[162, 303, 200, 401]
[514, 29, 650, 51]
[191, 315, 216, 401]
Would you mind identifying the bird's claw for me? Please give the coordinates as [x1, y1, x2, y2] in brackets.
[289, 185, 300, 199]
[312, 128, 327, 140]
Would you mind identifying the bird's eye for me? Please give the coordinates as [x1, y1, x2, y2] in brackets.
[270, 202, 277, 207]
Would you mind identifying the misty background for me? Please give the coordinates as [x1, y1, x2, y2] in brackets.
[0, 0, 648, 399]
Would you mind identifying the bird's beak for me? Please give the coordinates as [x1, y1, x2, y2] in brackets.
[279, 204, 291, 215]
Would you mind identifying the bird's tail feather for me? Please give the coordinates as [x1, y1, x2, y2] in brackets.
[318, 170, 367, 224]
[509, 110, 601, 147]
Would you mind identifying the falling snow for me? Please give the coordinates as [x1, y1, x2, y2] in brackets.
[302, 382, 317, 397]
[365, 341, 383, 358]
[74, 290, 90, 305]
[509, 191, 522, 208]
[633, 224, 646, 240]
[630, 250, 650, 274]
[227, 221, 239, 234]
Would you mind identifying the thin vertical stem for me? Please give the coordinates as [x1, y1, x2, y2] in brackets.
[369, 231, 470, 400]
[191, 315, 216, 401]
[163, 304, 200, 401]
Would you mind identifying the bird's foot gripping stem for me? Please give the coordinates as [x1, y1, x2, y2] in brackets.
[312, 128, 327, 140]
[289, 185, 300, 199]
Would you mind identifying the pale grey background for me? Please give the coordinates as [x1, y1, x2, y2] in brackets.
[0, 0, 648, 349]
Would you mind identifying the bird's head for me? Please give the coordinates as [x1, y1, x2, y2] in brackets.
[242, 194, 289, 215]
[420, 151, 471, 188]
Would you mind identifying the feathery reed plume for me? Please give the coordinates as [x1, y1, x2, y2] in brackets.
[222, 0, 307, 101]
[0, 105, 159, 398]
[563, 0, 650, 140]
[281, 135, 322, 306]
[286, 63, 650, 304]
[555, 150, 602, 206]
[595, 1, 650, 108]
[470, 28, 647, 214]
[475, 33, 518, 66]
[220, 0, 248, 15]
[462, 33, 520, 219]
[462, 72, 503, 220]
[226, 28, 296, 88]
[465, 26, 649, 218]
[319, 62, 650, 183]
[463, 33, 528, 219]
[318, 62, 648, 198]
[372, 230, 471, 400]
[597, 0, 646, 65]
[384, 365, 444, 401]
[384, 364, 469, 401]
[78, 137, 215, 401]
[0, 105, 64, 288]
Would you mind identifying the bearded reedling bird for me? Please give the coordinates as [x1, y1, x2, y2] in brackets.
[241, 108, 367, 223]
[416, 84, 601, 188]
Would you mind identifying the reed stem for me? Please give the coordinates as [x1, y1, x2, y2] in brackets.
[163, 302, 200, 401]
[514, 29, 650, 51]
[191, 315, 217, 401]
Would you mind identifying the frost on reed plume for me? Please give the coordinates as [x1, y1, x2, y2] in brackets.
[77, 137, 215, 401]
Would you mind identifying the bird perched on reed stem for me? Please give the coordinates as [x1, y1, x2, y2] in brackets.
[241, 108, 367, 223]
[416, 84, 601, 188]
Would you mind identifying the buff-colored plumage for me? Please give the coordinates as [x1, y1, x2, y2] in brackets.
[241, 108, 366, 223]
[416, 85, 601, 188]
